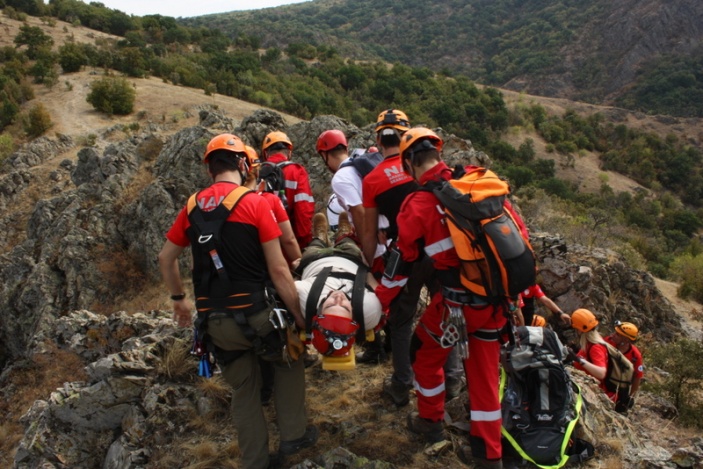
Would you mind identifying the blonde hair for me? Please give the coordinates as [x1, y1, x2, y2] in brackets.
[579, 328, 606, 350]
[243, 167, 259, 189]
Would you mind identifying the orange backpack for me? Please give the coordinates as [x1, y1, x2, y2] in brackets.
[431, 166, 536, 301]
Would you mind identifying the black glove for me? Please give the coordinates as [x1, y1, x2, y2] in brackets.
[565, 349, 578, 365]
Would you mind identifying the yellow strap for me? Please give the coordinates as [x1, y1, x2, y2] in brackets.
[499, 368, 584, 469]
[187, 186, 251, 214]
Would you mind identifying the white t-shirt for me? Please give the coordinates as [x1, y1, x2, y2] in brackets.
[327, 193, 343, 227]
[331, 163, 363, 222]
[295, 256, 382, 331]
[331, 161, 386, 258]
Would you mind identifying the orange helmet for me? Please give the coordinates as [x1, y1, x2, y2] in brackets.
[244, 145, 261, 170]
[531, 315, 546, 327]
[204, 133, 246, 164]
[571, 308, 598, 333]
[375, 109, 410, 132]
[316, 129, 347, 155]
[311, 314, 358, 357]
[262, 131, 293, 153]
[399, 127, 443, 166]
[615, 321, 639, 341]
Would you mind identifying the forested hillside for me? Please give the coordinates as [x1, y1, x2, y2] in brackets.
[1, 0, 703, 293]
[185, 0, 703, 117]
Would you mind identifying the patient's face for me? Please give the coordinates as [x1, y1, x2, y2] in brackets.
[319, 290, 352, 319]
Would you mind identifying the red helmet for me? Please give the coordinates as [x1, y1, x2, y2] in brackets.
[204, 133, 246, 164]
[316, 130, 347, 155]
[311, 314, 358, 357]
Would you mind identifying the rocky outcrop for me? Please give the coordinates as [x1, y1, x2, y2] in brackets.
[10, 309, 701, 469]
[532, 234, 682, 341]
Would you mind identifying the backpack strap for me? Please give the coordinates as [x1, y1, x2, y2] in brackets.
[351, 263, 367, 342]
[187, 186, 252, 286]
[305, 266, 333, 336]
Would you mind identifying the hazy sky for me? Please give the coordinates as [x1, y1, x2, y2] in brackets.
[82, 0, 311, 18]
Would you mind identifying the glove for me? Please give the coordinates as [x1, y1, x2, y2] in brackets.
[565, 349, 578, 365]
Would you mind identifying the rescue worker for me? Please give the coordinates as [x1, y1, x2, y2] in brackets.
[158, 133, 317, 469]
[243, 144, 303, 405]
[520, 283, 571, 327]
[317, 128, 389, 364]
[295, 212, 385, 358]
[316, 129, 386, 264]
[359, 110, 422, 396]
[570, 308, 609, 389]
[244, 144, 302, 268]
[605, 320, 644, 403]
[376, 128, 521, 468]
[261, 131, 315, 248]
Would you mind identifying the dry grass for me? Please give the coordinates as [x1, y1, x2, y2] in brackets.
[0, 343, 87, 468]
[157, 337, 197, 381]
[115, 166, 156, 213]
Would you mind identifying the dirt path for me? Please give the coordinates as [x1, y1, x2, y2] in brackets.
[39, 70, 300, 139]
[654, 277, 703, 340]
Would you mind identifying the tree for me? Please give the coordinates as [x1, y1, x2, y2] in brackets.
[13, 24, 54, 60]
[58, 43, 88, 73]
[24, 103, 53, 137]
[86, 77, 136, 115]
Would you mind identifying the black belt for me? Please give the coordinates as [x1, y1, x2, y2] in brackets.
[442, 287, 489, 306]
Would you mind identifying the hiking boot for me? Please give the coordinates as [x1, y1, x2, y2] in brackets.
[355, 348, 388, 365]
[303, 349, 319, 368]
[407, 411, 446, 443]
[457, 446, 503, 469]
[279, 424, 319, 457]
[336, 211, 353, 239]
[445, 376, 467, 401]
[312, 213, 329, 245]
[383, 376, 410, 407]
[356, 333, 388, 365]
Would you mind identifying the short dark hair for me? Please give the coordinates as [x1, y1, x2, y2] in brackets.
[406, 147, 440, 168]
[378, 131, 401, 148]
[207, 150, 243, 176]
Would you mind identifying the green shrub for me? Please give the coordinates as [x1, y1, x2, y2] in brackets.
[86, 77, 136, 115]
[0, 134, 16, 165]
[671, 253, 703, 303]
[23, 103, 52, 137]
[645, 339, 703, 428]
[58, 43, 88, 73]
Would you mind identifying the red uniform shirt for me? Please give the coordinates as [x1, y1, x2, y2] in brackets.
[260, 190, 289, 222]
[575, 342, 610, 395]
[521, 284, 545, 300]
[166, 182, 281, 246]
[265, 153, 314, 247]
[362, 154, 418, 242]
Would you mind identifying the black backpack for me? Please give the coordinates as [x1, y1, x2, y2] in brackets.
[501, 326, 594, 468]
[259, 161, 296, 212]
[338, 149, 383, 178]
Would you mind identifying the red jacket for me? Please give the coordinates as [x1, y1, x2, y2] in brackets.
[266, 153, 314, 248]
[375, 162, 528, 310]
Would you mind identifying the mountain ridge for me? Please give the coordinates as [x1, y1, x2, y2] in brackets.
[185, 0, 703, 116]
